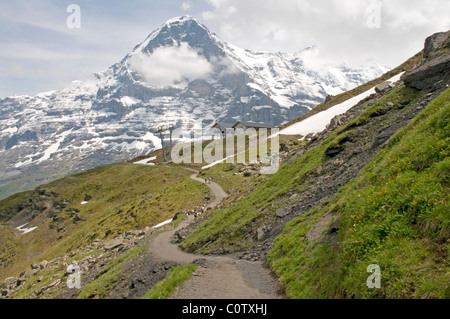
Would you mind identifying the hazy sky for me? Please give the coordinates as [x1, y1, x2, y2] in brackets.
[0, 0, 449, 97]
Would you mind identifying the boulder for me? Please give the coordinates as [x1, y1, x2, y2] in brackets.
[375, 81, 392, 94]
[1, 289, 12, 297]
[279, 143, 289, 153]
[327, 114, 346, 130]
[325, 146, 344, 157]
[324, 94, 333, 103]
[172, 211, 185, 221]
[31, 263, 40, 270]
[424, 31, 450, 58]
[40, 260, 49, 270]
[276, 207, 291, 218]
[243, 170, 252, 177]
[404, 53, 450, 90]
[104, 239, 124, 250]
[2, 277, 19, 290]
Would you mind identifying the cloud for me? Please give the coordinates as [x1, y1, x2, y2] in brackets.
[128, 42, 213, 88]
[202, 0, 450, 67]
[2, 0, 449, 97]
[181, 2, 191, 11]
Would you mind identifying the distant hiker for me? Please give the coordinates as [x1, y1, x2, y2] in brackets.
[210, 177, 213, 183]
[205, 177, 208, 183]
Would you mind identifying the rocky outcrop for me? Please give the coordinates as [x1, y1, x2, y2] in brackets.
[404, 52, 450, 90]
[404, 31, 450, 90]
[424, 30, 450, 58]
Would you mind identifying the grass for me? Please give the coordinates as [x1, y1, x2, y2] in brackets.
[0, 225, 21, 269]
[140, 264, 197, 299]
[77, 245, 147, 299]
[0, 163, 210, 282]
[181, 123, 335, 253]
[269, 88, 450, 299]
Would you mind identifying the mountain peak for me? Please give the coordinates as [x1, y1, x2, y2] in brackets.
[135, 15, 214, 55]
[164, 15, 202, 26]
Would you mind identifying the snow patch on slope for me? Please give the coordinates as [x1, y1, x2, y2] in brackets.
[276, 72, 405, 137]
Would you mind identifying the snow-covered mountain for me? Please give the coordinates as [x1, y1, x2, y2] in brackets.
[0, 16, 389, 199]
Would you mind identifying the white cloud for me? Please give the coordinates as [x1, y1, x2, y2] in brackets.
[181, 2, 191, 11]
[128, 42, 213, 88]
[202, 0, 450, 67]
[386, 8, 432, 31]
[1, 0, 449, 97]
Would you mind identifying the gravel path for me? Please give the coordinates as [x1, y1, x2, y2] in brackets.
[148, 169, 282, 299]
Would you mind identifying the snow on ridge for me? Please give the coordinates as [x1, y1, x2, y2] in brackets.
[16, 223, 38, 234]
[276, 72, 405, 137]
[152, 218, 173, 229]
[134, 156, 157, 166]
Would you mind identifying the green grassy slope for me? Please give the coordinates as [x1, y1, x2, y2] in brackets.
[180, 84, 421, 254]
[269, 89, 449, 298]
[0, 163, 210, 281]
[180, 81, 449, 298]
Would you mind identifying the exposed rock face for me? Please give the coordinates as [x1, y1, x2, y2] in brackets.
[404, 53, 450, 90]
[404, 31, 450, 90]
[424, 30, 450, 58]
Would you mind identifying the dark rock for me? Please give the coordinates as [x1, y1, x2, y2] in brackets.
[404, 53, 450, 90]
[279, 143, 289, 153]
[327, 114, 346, 130]
[275, 207, 291, 218]
[424, 31, 450, 58]
[375, 81, 392, 94]
[31, 263, 40, 270]
[325, 146, 343, 157]
[172, 211, 185, 221]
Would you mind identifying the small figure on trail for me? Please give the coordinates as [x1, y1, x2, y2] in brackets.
[205, 177, 208, 184]
[210, 177, 213, 183]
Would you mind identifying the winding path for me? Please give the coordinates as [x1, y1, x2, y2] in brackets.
[148, 169, 281, 299]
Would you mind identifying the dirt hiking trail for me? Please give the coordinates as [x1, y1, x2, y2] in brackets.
[148, 169, 282, 299]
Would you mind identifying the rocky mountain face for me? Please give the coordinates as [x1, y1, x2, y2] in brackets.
[0, 16, 388, 199]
